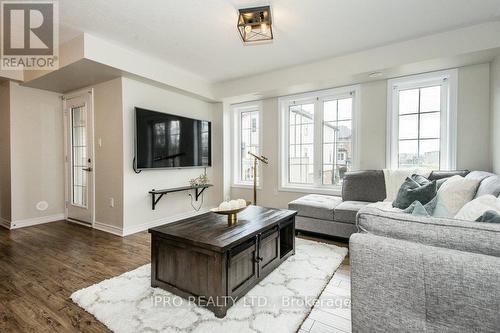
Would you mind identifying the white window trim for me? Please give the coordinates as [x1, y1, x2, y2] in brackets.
[387, 69, 458, 170]
[279, 85, 361, 195]
[231, 101, 263, 189]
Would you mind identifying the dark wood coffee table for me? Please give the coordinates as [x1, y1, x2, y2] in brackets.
[149, 205, 297, 318]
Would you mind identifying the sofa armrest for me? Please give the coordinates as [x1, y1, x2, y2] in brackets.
[342, 170, 386, 202]
[350, 233, 500, 333]
[356, 206, 500, 257]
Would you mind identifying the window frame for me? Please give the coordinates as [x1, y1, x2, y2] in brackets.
[387, 69, 458, 170]
[231, 101, 263, 188]
[279, 85, 360, 195]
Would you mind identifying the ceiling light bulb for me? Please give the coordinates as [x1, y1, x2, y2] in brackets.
[244, 25, 252, 34]
[261, 23, 268, 33]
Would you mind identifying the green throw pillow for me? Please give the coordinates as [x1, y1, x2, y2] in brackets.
[475, 210, 500, 223]
[403, 195, 450, 217]
[393, 175, 437, 209]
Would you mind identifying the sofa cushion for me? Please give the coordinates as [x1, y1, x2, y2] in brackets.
[334, 201, 371, 224]
[465, 170, 495, 182]
[357, 206, 500, 257]
[288, 194, 341, 220]
[428, 170, 469, 181]
[475, 175, 500, 198]
[342, 170, 386, 202]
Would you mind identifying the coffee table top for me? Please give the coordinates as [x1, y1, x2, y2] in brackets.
[149, 205, 296, 252]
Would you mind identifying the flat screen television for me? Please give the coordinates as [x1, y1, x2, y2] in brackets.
[134, 107, 211, 169]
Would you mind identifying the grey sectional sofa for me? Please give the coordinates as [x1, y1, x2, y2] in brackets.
[288, 169, 468, 239]
[350, 170, 500, 332]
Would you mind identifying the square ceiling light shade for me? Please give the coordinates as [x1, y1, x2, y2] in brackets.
[237, 6, 273, 43]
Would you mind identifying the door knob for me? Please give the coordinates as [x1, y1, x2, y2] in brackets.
[82, 167, 93, 172]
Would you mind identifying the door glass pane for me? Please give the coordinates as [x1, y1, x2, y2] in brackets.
[71, 105, 88, 207]
[420, 112, 440, 139]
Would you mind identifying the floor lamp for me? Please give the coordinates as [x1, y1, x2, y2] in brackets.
[248, 152, 269, 205]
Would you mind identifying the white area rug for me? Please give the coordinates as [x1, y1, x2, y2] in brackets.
[71, 238, 347, 333]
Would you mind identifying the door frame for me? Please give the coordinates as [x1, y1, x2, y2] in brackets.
[63, 88, 95, 227]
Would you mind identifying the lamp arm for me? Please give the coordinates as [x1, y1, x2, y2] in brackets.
[248, 151, 269, 164]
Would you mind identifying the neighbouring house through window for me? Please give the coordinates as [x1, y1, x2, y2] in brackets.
[279, 85, 360, 193]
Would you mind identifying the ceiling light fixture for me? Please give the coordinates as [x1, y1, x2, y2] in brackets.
[237, 6, 273, 43]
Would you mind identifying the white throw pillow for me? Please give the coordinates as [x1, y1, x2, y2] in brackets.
[455, 195, 500, 221]
[437, 175, 480, 217]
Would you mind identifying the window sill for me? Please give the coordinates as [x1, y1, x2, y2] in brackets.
[279, 185, 342, 196]
[231, 183, 263, 190]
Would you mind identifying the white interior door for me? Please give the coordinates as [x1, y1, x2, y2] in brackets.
[64, 92, 94, 224]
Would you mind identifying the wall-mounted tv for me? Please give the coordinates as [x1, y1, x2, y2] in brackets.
[134, 107, 211, 170]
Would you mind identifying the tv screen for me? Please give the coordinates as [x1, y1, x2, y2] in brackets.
[135, 108, 211, 169]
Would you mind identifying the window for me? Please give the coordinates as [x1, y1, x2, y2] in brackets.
[388, 70, 457, 170]
[280, 86, 359, 193]
[232, 102, 262, 186]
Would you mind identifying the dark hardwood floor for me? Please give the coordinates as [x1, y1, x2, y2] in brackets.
[0, 221, 150, 332]
[0, 221, 348, 333]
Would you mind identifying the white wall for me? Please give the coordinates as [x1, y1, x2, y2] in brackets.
[121, 77, 223, 234]
[9, 83, 64, 223]
[230, 63, 492, 209]
[492, 56, 500, 173]
[0, 81, 11, 223]
[92, 78, 124, 229]
[457, 63, 491, 171]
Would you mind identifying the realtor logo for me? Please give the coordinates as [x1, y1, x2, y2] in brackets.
[1, 0, 59, 70]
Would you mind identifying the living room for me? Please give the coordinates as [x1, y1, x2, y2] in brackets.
[0, 1, 499, 332]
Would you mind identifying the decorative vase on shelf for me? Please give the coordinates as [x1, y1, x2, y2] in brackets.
[189, 174, 209, 187]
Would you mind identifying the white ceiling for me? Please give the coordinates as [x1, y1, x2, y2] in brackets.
[59, 0, 500, 83]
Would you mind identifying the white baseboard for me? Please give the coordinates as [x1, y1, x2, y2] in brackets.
[0, 217, 11, 229]
[93, 221, 124, 236]
[10, 213, 65, 229]
[122, 208, 213, 237]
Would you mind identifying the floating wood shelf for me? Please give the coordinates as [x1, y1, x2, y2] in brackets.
[149, 184, 213, 210]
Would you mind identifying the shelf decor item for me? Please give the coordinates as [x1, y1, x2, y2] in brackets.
[210, 199, 249, 226]
[189, 173, 209, 187]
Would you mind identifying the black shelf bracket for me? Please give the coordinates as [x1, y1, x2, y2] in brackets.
[149, 184, 213, 210]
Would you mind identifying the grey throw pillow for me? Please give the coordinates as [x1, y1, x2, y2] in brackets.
[393, 175, 437, 209]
